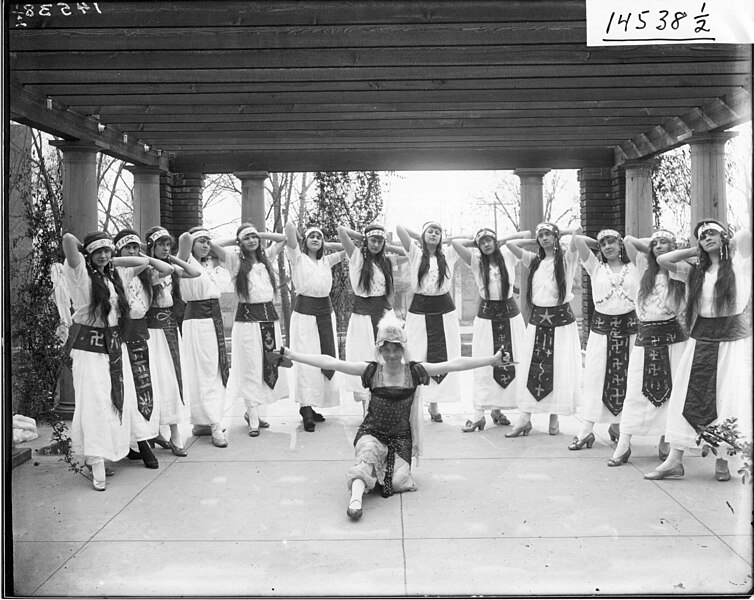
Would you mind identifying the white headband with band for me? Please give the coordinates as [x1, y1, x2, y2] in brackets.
[535, 223, 557, 235]
[597, 229, 621, 242]
[148, 229, 171, 244]
[85, 238, 114, 254]
[115, 234, 141, 251]
[475, 228, 496, 244]
[422, 221, 442, 234]
[697, 222, 725, 236]
[238, 226, 259, 240]
[364, 226, 386, 239]
[304, 226, 323, 239]
[651, 229, 676, 242]
[190, 229, 211, 241]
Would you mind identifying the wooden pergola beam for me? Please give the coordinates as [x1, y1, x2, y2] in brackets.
[10, 81, 169, 170]
[616, 88, 751, 164]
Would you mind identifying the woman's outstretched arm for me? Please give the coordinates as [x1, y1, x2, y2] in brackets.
[422, 349, 507, 377]
[282, 346, 368, 376]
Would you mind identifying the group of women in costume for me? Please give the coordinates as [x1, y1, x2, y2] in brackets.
[63, 216, 751, 525]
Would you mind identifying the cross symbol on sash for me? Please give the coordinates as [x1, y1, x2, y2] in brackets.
[89, 330, 105, 348]
[648, 349, 659, 361]
[545, 348, 552, 357]
[609, 390, 622, 403]
[535, 384, 545, 396]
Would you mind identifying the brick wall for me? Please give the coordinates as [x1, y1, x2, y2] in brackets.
[160, 172, 204, 239]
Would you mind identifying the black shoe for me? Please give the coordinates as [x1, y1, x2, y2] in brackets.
[311, 409, 326, 422]
[299, 406, 316, 432]
[127, 448, 142, 460]
[137, 441, 159, 469]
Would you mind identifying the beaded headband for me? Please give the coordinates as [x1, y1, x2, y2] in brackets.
[85, 238, 114, 254]
[597, 229, 621, 242]
[474, 228, 497, 244]
[237, 226, 259, 240]
[114, 234, 141, 251]
[535, 222, 558, 235]
[364, 224, 386, 239]
[190, 229, 211, 241]
[696, 221, 725, 237]
[650, 229, 676, 243]
[148, 228, 171, 244]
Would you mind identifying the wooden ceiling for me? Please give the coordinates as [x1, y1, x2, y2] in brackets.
[8, 1, 752, 173]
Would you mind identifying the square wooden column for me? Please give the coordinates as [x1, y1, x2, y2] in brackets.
[49, 140, 99, 236]
[624, 160, 653, 236]
[234, 171, 269, 232]
[126, 165, 163, 233]
[688, 132, 737, 227]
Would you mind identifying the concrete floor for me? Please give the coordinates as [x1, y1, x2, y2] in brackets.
[10, 371, 753, 597]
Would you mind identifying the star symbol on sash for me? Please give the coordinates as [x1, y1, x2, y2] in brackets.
[539, 309, 554, 325]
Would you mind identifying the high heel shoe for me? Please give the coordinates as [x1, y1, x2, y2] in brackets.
[428, 407, 443, 423]
[505, 421, 532, 438]
[608, 423, 620, 443]
[715, 458, 731, 482]
[461, 416, 486, 433]
[607, 447, 631, 467]
[548, 422, 560, 436]
[490, 409, 510, 426]
[568, 432, 595, 451]
[137, 440, 159, 469]
[168, 441, 188, 457]
[644, 463, 684, 480]
[346, 499, 363, 521]
[127, 448, 142, 460]
[148, 436, 171, 450]
[658, 437, 670, 461]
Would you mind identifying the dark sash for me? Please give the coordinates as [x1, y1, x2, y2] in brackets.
[146, 307, 183, 403]
[635, 317, 687, 407]
[353, 295, 392, 339]
[236, 302, 280, 389]
[409, 293, 455, 384]
[293, 295, 336, 380]
[71, 323, 124, 419]
[526, 303, 575, 400]
[590, 310, 639, 416]
[683, 312, 752, 431]
[122, 316, 150, 343]
[478, 298, 520, 388]
[184, 298, 229, 387]
[125, 339, 153, 421]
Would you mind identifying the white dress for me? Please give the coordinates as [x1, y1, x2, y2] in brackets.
[469, 248, 526, 411]
[286, 245, 343, 408]
[64, 258, 131, 461]
[620, 254, 687, 436]
[179, 256, 226, 425]
[223, 245, 289, 409]
[516, 249, 582, 415]
[342, 250, 397, 395]
[147, 274, 188, 426]
[404, 243, 461, 405]
[580, 254, 639, 424]
[118, 266, 160, 442]
[664, 253, 752, 449]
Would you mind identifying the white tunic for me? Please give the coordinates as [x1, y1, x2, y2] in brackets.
[342, 250, 397, 395]
[147, 273, 189, 426]
[581, 253, 639, 423]
[404, 243, 461, 405]
[118, 266, 160, 441]
[223, 245, 289, 408]
[64, 257, 131, 461]
[621, 253, 687, 436]
[664, 253, 752, 448]
[469, 248, 526, 410]
[516, 248, 582, 414]
[286, 245, 343, 407]
[179, 256, 225, 424]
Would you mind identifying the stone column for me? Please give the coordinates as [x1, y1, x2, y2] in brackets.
[515, 168, 550, 232]
[688, 132, 737, 227]
[49, 140, 99, 236]
[126, 165, 162, 233]
[234, 171, 269, 231]
[623, 161, 653, 236]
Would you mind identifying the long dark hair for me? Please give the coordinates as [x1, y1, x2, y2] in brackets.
[359, 239, 394, 296]
[145, 225, 182, 306]
[526, 242, 567, 307]
[233, 223, 277, 302]
[637, 240, 686, 314]
[685, 237, 736, 329]
[82, 231, 129, 325]
[478, 245, 510, 300]
[417, 237, 449, 290]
